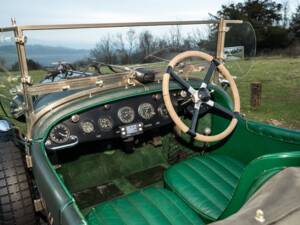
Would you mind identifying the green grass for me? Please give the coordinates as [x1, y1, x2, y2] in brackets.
[226, 56, 300, 129]
[0, 57, 299, 131]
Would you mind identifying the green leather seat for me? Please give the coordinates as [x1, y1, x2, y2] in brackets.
[164, 154, 245, 221]
[85, 187, 204, 225]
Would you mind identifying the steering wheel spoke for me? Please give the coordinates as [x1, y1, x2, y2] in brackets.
[188, 104, 200, 136]
[206, 100, 235, 119]
[188, 103, 211, 136]
[167, 66, 196, 95]
[200, 59, 220, 88]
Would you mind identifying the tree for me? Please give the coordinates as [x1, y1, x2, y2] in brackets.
[169, 26, 183, 49]
[126, 29, 136, 64]
[139, 31, 154, 60]
[90, 35, 116, 64]
[290, 5, 300, 38]
[217, 0, 291, 50]
[282, 1, 289, 28]
[11, 59, 42, 71]
[218, 0, 282, 27]
[115, 33, 128, 64]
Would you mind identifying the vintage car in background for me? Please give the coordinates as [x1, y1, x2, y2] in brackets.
[0, 18, 299, 225]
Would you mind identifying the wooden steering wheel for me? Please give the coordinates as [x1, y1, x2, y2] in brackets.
[162, 51, 240, 142]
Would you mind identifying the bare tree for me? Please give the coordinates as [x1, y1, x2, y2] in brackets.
[139, 31, 154, 59]
[282, 0, 289, 28]
[126, 29, 136, 64]
[169, 25, 183, 48]
[90, 26, 213, 65]
[90, 34, 115, 64]
[115, 33, 128, 64]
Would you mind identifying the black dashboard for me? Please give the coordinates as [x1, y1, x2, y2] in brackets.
[45, 91, 184, 151]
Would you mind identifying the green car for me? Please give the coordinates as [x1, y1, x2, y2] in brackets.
[0, 18, 299, 225]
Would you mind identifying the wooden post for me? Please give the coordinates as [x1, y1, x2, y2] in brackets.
[250, 82, 262, 108]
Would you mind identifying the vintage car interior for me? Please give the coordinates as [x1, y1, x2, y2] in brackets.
[29, 50, 300, 225]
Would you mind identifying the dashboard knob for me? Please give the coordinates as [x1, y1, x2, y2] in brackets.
[71, 114, 80, 123]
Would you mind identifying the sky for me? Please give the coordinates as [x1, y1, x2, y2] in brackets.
[0, 0, 299, 49]
[1, 0, 299, 26]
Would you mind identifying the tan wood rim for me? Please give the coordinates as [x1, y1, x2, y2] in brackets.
[162, 50, 240, 142]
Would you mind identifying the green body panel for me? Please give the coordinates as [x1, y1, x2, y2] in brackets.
[31, 142, 86, 225]
[29, 80, 300, 225]
[164, 154, 244, 221]
[211, 116, 300, 164]
[85, 187, 204, 225]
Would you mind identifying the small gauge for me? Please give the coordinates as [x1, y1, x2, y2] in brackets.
[158, 104, 169, 118]
[80, 121, 95, 134]
[138, 103, 155, 120]
[98, 116, 113, 131]
[118, 106, 135, 124]
[49, 124, 70, 144]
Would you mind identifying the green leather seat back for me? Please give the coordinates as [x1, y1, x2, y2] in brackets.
[85, 187, 204, 225]
[164, 155, 245, 221]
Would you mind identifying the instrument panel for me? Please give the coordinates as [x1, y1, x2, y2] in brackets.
[45, 92, 181, 151]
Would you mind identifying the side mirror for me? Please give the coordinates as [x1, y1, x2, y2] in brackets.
[0, 119, 11, 132]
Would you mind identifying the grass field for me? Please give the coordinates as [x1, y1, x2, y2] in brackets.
[227, 57, 300, 129]
[0, 56, 299, 130]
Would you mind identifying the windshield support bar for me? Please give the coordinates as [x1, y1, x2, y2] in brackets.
[18, 20, 219, 31]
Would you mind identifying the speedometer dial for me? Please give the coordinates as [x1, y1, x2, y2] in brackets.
[138, 103, 155, 120]
[49, 124, 70, 144]
[118, 106, 135, 124]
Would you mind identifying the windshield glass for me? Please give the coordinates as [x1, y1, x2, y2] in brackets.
[23, 24, 216, 83]
[0, 31, 23, 120]
[19, 24, 217, 112]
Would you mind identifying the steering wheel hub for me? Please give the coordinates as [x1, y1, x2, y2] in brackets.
[198, 87, 211, 102]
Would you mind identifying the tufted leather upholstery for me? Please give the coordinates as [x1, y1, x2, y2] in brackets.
[85, 187, 204, 225]
[164, 154, 245, 221]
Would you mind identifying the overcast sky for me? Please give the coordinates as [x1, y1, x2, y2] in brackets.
[1, 0, 299, 49]
[2, 0, 300, 26]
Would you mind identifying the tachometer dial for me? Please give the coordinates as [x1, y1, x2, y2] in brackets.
[80, 121, 95, 134]
[98, 116, 113, 131]
[118, 106, 135, 124]
[138, 103, 155, 120]
[49, 124, 70, 144]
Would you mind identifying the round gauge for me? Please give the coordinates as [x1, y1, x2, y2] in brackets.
[80, 121, 95, 134]
[138, 103, 155, 120]
[117, 106, 135, 124]
[98, 116, 113, 131]
[49, 124, 70, 144]
[158, 104, 169, 118]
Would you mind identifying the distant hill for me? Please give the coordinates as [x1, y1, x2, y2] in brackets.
[0, 44, 90, 67]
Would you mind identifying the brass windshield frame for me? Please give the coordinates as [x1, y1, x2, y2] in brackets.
[0, 18, 242, 139]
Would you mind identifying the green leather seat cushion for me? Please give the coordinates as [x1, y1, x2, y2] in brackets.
[85, 187, 204, 225]
[164, 154, 245, 221]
